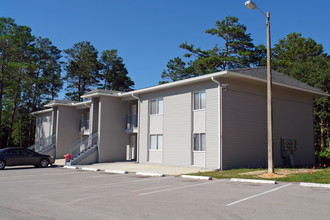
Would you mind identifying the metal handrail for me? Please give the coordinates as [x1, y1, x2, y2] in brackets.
[126, 114, 138, 129]
[65, 132, 98, 160]
[28, 134, 56, 152]
[80, 119, 90, 131]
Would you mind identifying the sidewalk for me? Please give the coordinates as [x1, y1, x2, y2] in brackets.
[55, 159, 212, 176]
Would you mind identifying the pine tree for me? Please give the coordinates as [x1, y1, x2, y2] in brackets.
[64, 41, 102, 101]
[161, 16, 255, 83]
[100, 49, 134, 92]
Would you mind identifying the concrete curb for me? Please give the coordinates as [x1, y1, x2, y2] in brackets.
[81, 167, 100, 172]
[231, 178, 277, 184]
[181, 175, 212, 180]
[105, 170, 128, 174]
[63, 165, 78, 169]
[136, 172, 165, 177]
[300, 182, 330, 188]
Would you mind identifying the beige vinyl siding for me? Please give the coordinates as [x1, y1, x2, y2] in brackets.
[193, 110, 205, 133]
[273, 95, 314, 166]
[149, 115, 163, 134]
[56, 106, 81, 158]
[205, 86, 219, 169]
[222, 78, 315, 169]
[138, 99, 149, 163]
[98, 96, 129, 162]
[163, 92, 192, 166]
[222, 87, 267, 169]
[138, 81, 219, 167]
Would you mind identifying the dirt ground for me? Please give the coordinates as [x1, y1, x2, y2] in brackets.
[240, 169, 320, 178]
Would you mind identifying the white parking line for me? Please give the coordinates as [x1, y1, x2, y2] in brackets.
[131, 185, 169, 192]
[139, 179, 225, 196]
[0, 171, 82, 179]
[82, 177, 167, 189]
[226, 183, 292, 207]
[62, 195, 103, 206]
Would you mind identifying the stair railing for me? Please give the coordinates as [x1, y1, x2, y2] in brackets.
[28, 134, 56, 152]
[65, 132, 98, 161]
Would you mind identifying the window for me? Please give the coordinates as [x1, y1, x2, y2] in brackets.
[150, 134, 163, 150]
[193, 91, 205, 110]
[193, 133, 206, 151]
[20, 149, 36, 156]
[150, 99, 163, 115]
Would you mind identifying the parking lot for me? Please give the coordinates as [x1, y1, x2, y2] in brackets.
[0, 166, 329, 220]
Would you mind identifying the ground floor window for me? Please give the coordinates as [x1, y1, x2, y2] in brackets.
[150, 134, 163, 150]
[193, 133, 206, 151]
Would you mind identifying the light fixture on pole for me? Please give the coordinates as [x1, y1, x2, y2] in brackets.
[245, 0, 274, 173]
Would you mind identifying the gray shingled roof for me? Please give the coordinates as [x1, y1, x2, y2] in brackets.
[229, 67, 324, 94]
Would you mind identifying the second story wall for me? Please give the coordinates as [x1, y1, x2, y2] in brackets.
[56, 106, 81, 158]
[138, 81, 219, 169]
[98, 96, 129, 162]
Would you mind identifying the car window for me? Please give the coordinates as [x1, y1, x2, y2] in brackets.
[5, 149, 20, 154]
[20, 149, 36, 156]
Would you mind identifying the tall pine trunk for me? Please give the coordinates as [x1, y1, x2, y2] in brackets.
[6, 91, 19, 147]
[320, 118, 325, 152]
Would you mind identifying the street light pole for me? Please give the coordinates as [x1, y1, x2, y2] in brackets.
[245, 1, 274, 173]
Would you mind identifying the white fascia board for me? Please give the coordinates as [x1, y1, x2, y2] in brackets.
[120, 71, 228, 97]
[45, 100, 91, 108]
[30, 108, 53, 115]
[227, 71, 328, 97]
[72, 100, 92, 106]
[81, 91, 121, 99]
[44, 102, 74, 107]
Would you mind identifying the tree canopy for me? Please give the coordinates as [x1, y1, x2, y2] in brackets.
[0, 17, 63, 147]
[100, 49, 134, 91]
[161, 16, 262, 83]
[64, 41, 102, 101]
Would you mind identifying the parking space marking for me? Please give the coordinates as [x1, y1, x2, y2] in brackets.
[130, 185, 170, 192]
[82, 176, 167, 189]
[32, 175, 112, 186]
[226, 183, 292, 207]
[0, 171, 82, 179]
[62, 195, 103, 206]
[139, 179, 225, 196]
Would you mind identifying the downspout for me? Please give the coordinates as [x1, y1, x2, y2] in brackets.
[131, 93, 140, 163]
[211, 77, 223, 170]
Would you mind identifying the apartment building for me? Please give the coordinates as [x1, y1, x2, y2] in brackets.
[31, 67, 328, 169]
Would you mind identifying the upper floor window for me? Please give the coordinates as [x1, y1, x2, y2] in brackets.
[193, 133, 206, 151]
[150, 98, 163, 115]
[193, 91, 205, 110]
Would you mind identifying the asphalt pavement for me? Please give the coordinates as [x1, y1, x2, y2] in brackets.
[1, 166, 330, 219]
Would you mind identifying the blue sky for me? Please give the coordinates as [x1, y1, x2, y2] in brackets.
[1, 0, 329, 98]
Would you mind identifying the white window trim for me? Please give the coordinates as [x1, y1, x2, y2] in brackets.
[193, 91, 206, 111]
[193, 133, 206, 152]
[149, 98, 164, 115]
[149, 134, 163, 150]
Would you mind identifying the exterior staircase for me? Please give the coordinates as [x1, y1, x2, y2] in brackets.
[28, 134, 56, 156]
[65, 132, 98, 165]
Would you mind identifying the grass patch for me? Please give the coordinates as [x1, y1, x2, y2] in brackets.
[191, 168, 330, 184]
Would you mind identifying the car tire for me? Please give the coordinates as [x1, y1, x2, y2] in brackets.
[0, 160, 6, 170]
[40, 159, 49, 168]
